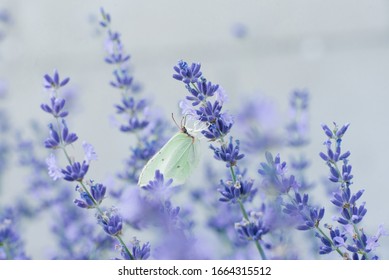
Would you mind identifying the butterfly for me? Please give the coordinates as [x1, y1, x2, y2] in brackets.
[138, 116, 200, 187]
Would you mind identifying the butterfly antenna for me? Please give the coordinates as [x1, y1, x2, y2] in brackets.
[171, 113, 181, 130]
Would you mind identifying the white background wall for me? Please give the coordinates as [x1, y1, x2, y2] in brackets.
[1, 0, 389, 259]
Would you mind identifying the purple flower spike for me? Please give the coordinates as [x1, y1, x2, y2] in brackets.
[321, 123, 333, 138]
[74, 191, 95, 209]
[197, 79, 219, 98]
[44, 124, 61, 149]
[202, 117, 233, 140]
[210, 137, 244, 167]
[91, 183, 106, 204]
[196, 101, 222, 123]
[141, 170, 173, 191]
[110, 69, 133, 89]
[336, 123, 350, 138]
[61, 120, 78, 146]
[235, 210, 269, 241]
[121, 238, 150, 260]
[99, 7, 111, 27]
[61, 161, 89, 182]
[98, 209, 123, 236]
[218, 178, 257, 203]
[40, 97, 68, 118]
[173, 60, 202, 84]
[44, 70, 70, 90]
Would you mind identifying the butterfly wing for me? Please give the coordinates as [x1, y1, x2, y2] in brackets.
[161, 132, 200, 185]
[137, 131, 200, 187]
[138, 132, 179, 187]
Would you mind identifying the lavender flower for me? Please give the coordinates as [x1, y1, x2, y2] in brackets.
[120, 238, 151, 260]
[110, 69, 133, 89]
[258, 152, 299, 194]
[99, 8, 168, 185]
[317, 123, 383, 259]
[235, 96, 282, 154]
[260, 151, 346, 258]
[40, 97, 68, 118]
[173, 61, 202, 84]
[141, 170, 173, 193]
[210, 137, 244, 168]
[218, 178, 257, 203]
[74, 183, 107, 209]
[278, 122, 384, 260]
[61, 161, 89, 182]
[316, 226, 347, 255]
[0, 208, 28, 259]
[50, 203, 114, 259]
[40, 69, 144, 260]
[97, 208, 123, 236]
[43, 70, 70, 90]
[173, 60, 267, 259]
[286, 90, 313, 191]
[235, 210, 270, 242]
[82, 141, 98, 164]
[46, 153, 64, 181]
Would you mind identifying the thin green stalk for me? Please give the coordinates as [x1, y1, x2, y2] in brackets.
[53, 117, 134, 260]
[316, 226, 344, 258]
[238, 200, 267, 260]
[285, 193, 345, 259]
[228, 160, 267, 260]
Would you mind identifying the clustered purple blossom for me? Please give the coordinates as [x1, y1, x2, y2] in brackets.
[269, 122, 386, 260]
[173, 61, 268, 259]
[174, 61, 233, 141]
[0, 208, 28, 259]
[256, 151, 307, 258]
[74, 182, 106, 209]
[120, 238, 151, 260]
[99, 12, 142, 121]
[1, 7, 385, 261]
[218, 178, 257, 204]
[286, 89, 309, 147]
[99, 8, 167, 184]
[100, 9, 196, 259]
[41, 70, 149, 260]
[286, 90, 313, 191]
[235, 209, 270, 243]
[13, 125, 115, 260]
[258, 152, 300, 194]
[139, 170, 197, 259]
[317, 123, 385, 259]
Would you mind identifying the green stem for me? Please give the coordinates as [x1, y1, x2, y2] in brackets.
[329, 162, 368, 259]
[188, 82, 267, 259]
[78, 181, 135, 260]
[213, 133, 268, 260]
[285, 193, 345, 258]
[54, 117, 72, 163]
[79, 181, 104, 216]
[316, 226, 345, 258]
[116, 235, 134, 260]
[56, 126, 134, 260]
[229, 166, 236, 183]
[238, 200, 249, 221]
[352, 224, 369, 260]
[238, 201, 267, 260]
